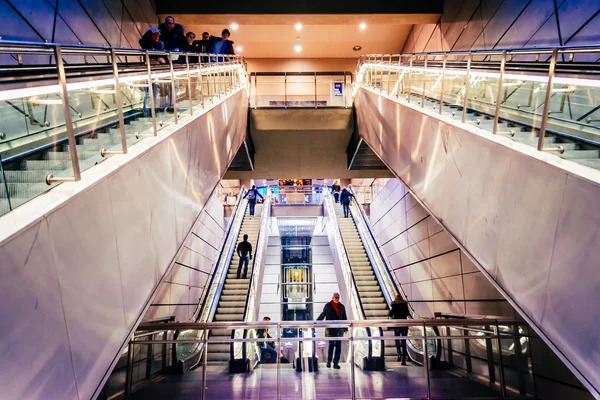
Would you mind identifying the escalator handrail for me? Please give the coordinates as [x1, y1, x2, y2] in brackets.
[241, 189, 272, 322]
[194, 186, 248, 323]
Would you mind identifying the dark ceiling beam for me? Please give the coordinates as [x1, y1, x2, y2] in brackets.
[157, 0, 442, 16]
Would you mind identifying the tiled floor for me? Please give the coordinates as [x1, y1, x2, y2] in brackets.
[130, 361, 502, 399]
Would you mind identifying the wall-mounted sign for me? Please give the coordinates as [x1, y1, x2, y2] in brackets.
[333, 82, 343, 97]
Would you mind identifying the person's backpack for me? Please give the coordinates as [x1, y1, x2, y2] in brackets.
[247, 190, 256, 200]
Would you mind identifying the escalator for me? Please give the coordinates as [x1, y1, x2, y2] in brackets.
[207, 202, 263, 363]
[325, 190, 441, 370]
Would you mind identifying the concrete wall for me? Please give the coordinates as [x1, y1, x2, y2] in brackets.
[144, 192, 226, 322]
[370, 178, 515, 318]
[403, 0, 600, 58]
[0, 0, 158, 53]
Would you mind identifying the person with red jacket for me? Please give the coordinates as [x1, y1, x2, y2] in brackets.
[317, 292, 348, 369]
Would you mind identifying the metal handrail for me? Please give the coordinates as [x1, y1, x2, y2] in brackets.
[0, 40, 248, 217]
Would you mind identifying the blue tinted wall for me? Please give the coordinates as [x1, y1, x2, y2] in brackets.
[403, 0, 600, 56]
[0, 0, 157, 49]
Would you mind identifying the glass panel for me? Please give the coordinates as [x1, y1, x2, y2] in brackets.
[255, 75, 285, 107]
[286, 74, 316, 107]
[149, 59, 176, 131]
[0, 156, 10, 217]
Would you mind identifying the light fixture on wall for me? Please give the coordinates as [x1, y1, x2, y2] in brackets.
[230, 23, 239, 31]
[353, 45, 362, 51]
[295, 23, 303, 31]
[236, 46, 243, 52]
[359, 22, 367, 30]
[294, 44, 303, 53]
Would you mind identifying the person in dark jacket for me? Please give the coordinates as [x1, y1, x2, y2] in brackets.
[332, 181, 341, 203]
[317, 292, 348, 369]
[158, 16, 188, 52]
[210, 28, 235, 61]
[256, 316, 278, 363]
[389, 294, 411, 365]
[243, 185, 263, 218]
[339, 187, 355, 218]
[236, 234, 252, 279]
[139, 28, 166, 64]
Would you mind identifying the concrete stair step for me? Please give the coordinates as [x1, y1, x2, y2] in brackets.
[365, 310, 390, 318]
[360, 297, 386, 304]
[217, 307, 244, 314]
[218, 301, 246, 308]
[223, 283, 249, 290]
[363, 303, 389, 310]
[214, 314, 243, 321]
[219, 295, 245, 302]
[358, 291, 384, 298]
[221, 289, 248, 296]
[207, 344, 230, 353]
[210, 329, 234, 337]
[207, 353, 230, 362]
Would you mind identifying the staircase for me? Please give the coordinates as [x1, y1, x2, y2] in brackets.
[207, 203, 263, 362]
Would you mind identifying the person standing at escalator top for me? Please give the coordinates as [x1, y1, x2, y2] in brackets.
[317, 292, 348, 369]
[389, 294, 410, 365]
[332, 181, 341, 203]
[243, 185, 263, 218]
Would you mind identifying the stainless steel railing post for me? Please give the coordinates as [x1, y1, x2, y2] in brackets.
[100, 48, 128, 157]
[462, 53, 472, 123]
[198, 57, 204, 109]
[47, 45, 80, 183]
[423, 324, 432, 400]
[169, 55, 178, 123]
[145, 51, 158, 136]
[284, 72, 287, 109]
[124, 342, 134, 399]
[185, 54, 193, 115]
[407, 56, 413, 104]
[538, 48, 559, 151]
[439, 54, 446, 114]
[492, 50, 507, 135]
[494, 323, 508, 399]
[314, 71, 317, 108]
[277, 323, 281, 400]
[201, 332, 208, 400]
[350, 323, 356, 400]
[421, 54, 428, 107]
[387, 54, 392, 94]
[207, 57, 213, 103]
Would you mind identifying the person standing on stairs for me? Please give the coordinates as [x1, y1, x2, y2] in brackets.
[317, 292, 348, 369]
[389, 294, 410, 365]
[332, 181, 341, 203]
[236, 234, 252, 279]
[243, 185, 263, 218]
[339, 187, 355, 218]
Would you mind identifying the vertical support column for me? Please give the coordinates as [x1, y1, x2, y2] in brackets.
[198, 58, 204, 109]
[387, 54, 392, 94]
[396, 56, 402, 99]
[439, 54, 446, 114]
[284, 72, 287, 109]
[111, 48, 127, 154]
[421, 54, 428, 107]
[462, 53, 472, 123]
[49, 45, 81, 182]
[207, 57, 213, 102]
[343, 71, 347, 107]
[169, 55, 178, 124]
[314, 72, 317, 109]
[492, 50, 507, 135]
[276, 323, 281, 400]
[254, 72, 258, 108]
[201, 332, 208, 400]
[350, 322, 356, 400]
[538, 48, 559, 151]
[145, 51, 157, 136]
[186, 54, 193, 115]
[485, 325, 497, 386]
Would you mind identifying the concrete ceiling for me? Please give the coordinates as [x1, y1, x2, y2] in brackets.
[160, 14, 439, 58]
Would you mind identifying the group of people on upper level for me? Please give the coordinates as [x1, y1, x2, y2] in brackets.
[139, 16, 235, 64]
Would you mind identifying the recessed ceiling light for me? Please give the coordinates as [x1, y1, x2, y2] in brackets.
[359, 22, 367, 30]
[295, 23, 303, 31]
[294, 44, 303, 53]
[353, 45, 362, 51]
[296, 36, 301, 41]
[230, 23, 239, 31]
[236, 46, 243, 52]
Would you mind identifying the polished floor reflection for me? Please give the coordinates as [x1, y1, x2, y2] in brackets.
[130, 361, 501, 399]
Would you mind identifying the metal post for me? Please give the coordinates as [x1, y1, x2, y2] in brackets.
[277, 323, 281, 400]
[421, 54, 428, 107]
[314, 72, 317, 109]
[350, 322, 356, 400]
[101, 48, 128, 157]
[124, 342, 134, 399]
[185, 54, 193, 115]
[201, 333, 208, 400]
[423, 324, 432, 400]
[47, 45, 80, 184]
[284, 72, 287, 109]
[462, 53, 472, 123]
[387, 54, 392, 94]
[145, 51, 157, 136]
[493, 50, 507, 135]
[198, 59, 204, 109]
[494, 324, 508, 399]
[439, 54, 446, 114]
[538, 48, 559, 151]
[217, 61, 223, 98]
[254, 72, 258, 108]
[207, 57, 213, 103]
[343, 71, 347, 107]
[407, 56, 413, 104]
[169, 55, 178, 123]
[396, 56, 402, 99]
